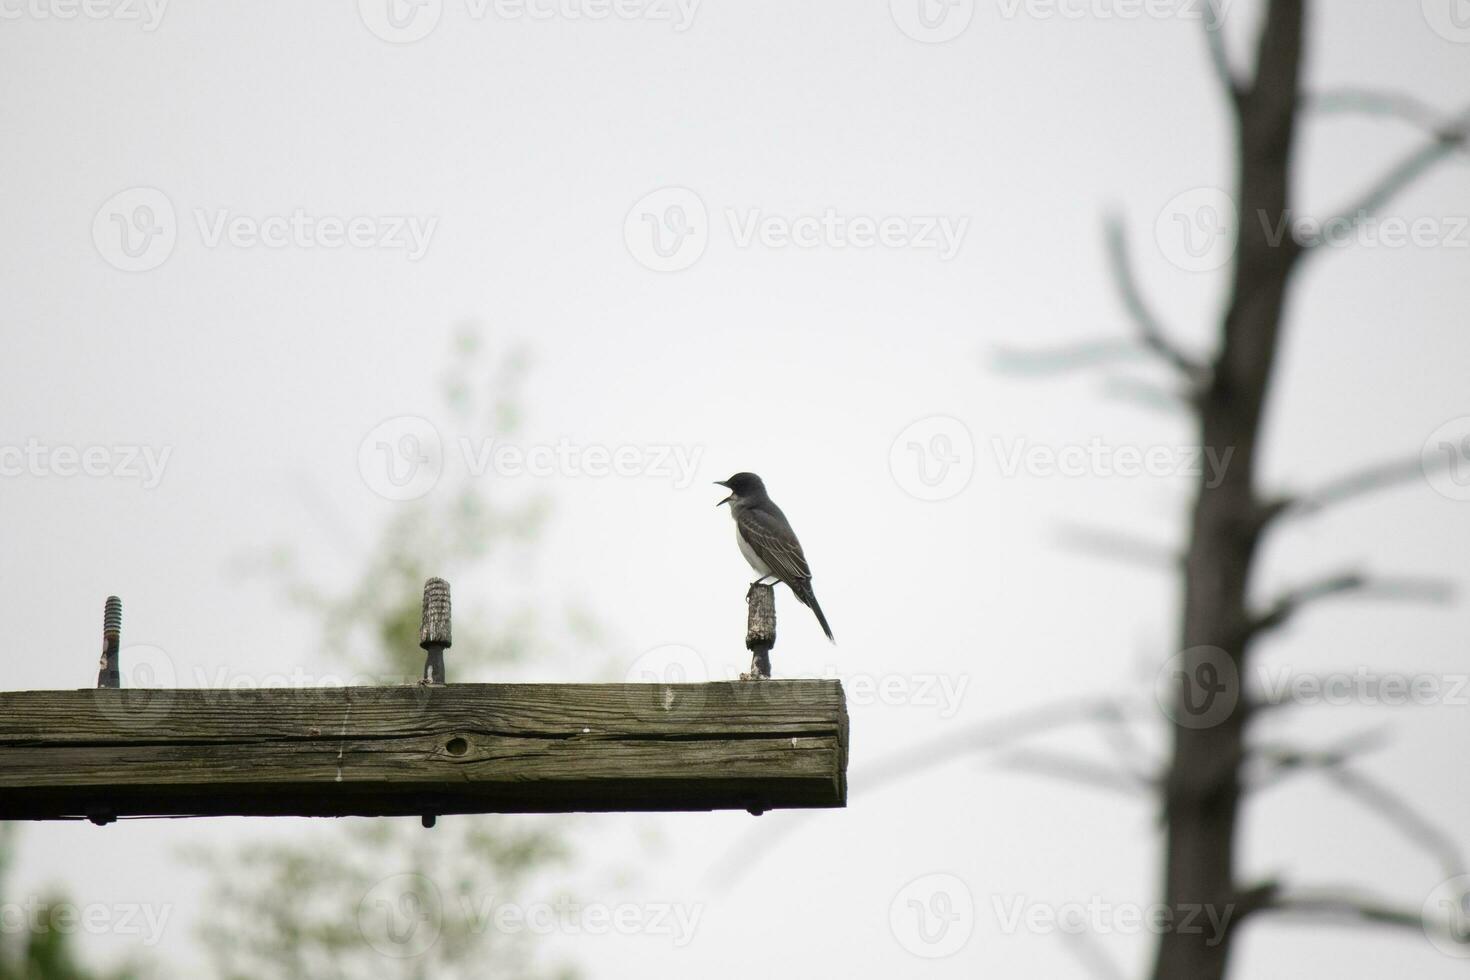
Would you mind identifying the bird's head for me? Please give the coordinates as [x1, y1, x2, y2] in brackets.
[715, 472, 765, 506]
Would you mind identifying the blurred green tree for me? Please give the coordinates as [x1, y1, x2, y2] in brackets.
[194, 326, 595, 980]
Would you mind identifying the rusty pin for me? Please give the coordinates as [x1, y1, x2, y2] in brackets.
[419, 577, 452, 685]
[743, 583, 775, 680]
[97, 595, 122, 689]
[419, 578, 452, 829]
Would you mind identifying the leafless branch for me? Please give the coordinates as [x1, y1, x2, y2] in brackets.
[1305, 88, 1456, 139]
[1060, 928, 1129, 980]
[1100, 375, 1194, 415]
[1247, 727, 1390, 789]
[706, 696, 1153, 889]
[1202, 0, 1243, 101]
[1305, 103, 1470, 252]
[1103, 215, 1210, 389]
[995, 747, 1154, 797]
[1249, 572, 1453, 636]
[1257, 886, 1429, 931]
[1320, 766, 1467, 884]
[1094, 699, 1159, 781]
[1053, 523, 1181, 573]
[991, 339, 1150, 377]
[1262, 451, 1451, 527]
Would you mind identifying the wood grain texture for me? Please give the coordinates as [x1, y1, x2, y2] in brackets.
[0, 682, 847, 819]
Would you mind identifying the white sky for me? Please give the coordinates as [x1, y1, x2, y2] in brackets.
[2, 0, 1469, 976]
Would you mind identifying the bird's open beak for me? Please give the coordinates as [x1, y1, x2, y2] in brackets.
[714, 480, 733, 506]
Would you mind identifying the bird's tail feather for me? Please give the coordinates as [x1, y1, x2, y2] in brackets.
[790, 579, 835, 644]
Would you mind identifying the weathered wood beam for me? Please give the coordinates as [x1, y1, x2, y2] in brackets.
[0, 682, 847, 820]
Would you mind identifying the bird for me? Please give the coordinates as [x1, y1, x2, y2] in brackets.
[715, 472, 834, 643]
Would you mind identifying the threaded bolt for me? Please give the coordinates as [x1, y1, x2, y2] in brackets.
[103, 596, 122, 639]
[419, 578, 452, 649]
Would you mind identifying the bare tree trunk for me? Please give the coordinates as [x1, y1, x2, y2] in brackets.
[1151, 3, 1305, 979]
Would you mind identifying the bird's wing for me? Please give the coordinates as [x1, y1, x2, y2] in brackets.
[735, 505, 812, 583]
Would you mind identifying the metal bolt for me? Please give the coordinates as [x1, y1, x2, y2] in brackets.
[97, 596, 122, 689]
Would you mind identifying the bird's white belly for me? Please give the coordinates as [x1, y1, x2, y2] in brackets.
[736, 526, 771, 576]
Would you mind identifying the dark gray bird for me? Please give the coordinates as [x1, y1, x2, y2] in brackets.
[715, 472, 834, 643]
